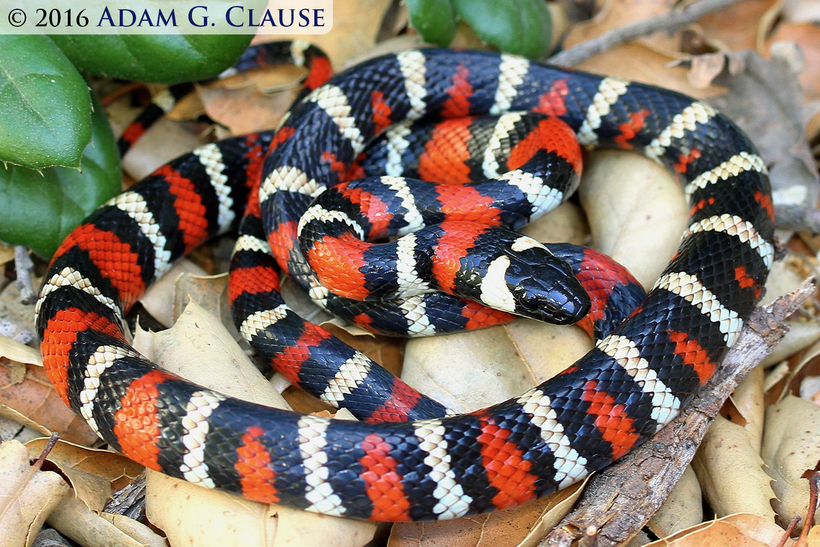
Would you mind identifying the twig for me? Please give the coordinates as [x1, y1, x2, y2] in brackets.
[540, 278, 816, 547]
[14, 245, 36, 304]
[547, 0, 742, 67]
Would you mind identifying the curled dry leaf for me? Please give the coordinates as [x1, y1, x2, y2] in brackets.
[762, 395, 820, 531]
[46, 495, 166, 547]
[0, 358, 97, 446]
[730, 365, 765, 452]
[761, 319, 820, 368]
[766, 21, 820, 103]
[24, 439, 143, 512]
[120, 116, 205, 182]
[562, 0, 682, 58]
[387, 480, 585, 547]
[0, 440, 70, 547]
[0, 242, 13, 267]
[644, 513, 795, 546]
[691, 415, 777, 521]
[134, 302, 378, 547]
[140, 259, 209, 327]
[267, 0, 395, 69]
[578, 149, 688, 289]
[0, 334, 41, 366]
[695, 0, 779, 51]
[701, 47, 820, 209]
[99, 512, 168, 547]
[647, 466, 703, 539]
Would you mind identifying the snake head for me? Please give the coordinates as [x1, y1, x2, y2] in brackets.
[480, 236, 590, 324]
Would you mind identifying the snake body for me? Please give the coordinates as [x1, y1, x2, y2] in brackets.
[37, 48, 774, 521]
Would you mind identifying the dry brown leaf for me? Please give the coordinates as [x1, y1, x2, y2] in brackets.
[0, 242, 13, 268]
[647, 466, 703, 539]
[773, 336, 820, 401]
[645, 513, 794, 546]
[140, 259, 209, 327]
[576, 42, 727, 98]
[761, 319, 820, 368]
[134, 303, 377, 547]
[387, 481, 586, 547]
[0, 440, 70, 547]
[762, 395, 820, 531]
[766, 22, 820, 103]
[0, 335, 41, 366]
[134, 302, 288, 410]
[0, 361, 97, 447]
[120, 117, 205, 181]
[695, 0, 780, 52]
[98, 512, 167, 547]
[198, 76, 301, 136]
[703, 47, 820, 209]
[578, 149, 688, 288]
[692, 415, 777, 521]
[172, 272, 232, 332]
[266, 0, 394, 69]
[563, 0, 681, 54]
[24, 439, 143, 512]
[46, 495, 164, 547]
[730, 364, 765, 452]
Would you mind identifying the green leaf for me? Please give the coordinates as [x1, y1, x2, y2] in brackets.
[452, 0, 552, 58]
[0, 92, 121, 258]
[51, 34, 254, 84]
[407, 0, 457, 47]
[0, 35, 92, 170]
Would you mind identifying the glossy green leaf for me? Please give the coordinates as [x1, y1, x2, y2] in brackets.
[406, 0, 457, 47]
[0, 93, 121, 258]
[0, 35, 92, 170]
[452, 0, 552, 58]
[51, 34, 254, 84]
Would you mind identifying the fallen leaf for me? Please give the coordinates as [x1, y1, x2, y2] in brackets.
[578, 149, 688, 289]
[766, 22, 820, 103]
[24, 439, 144, 512]
[647, 466, 703, 539]
[762, 395, 820, 532]
[563, 0, 682, 55]
[695, 0, 779, 52]
[0, 440, 70, 547]
[0, 335, 41, 366]
[692, 415, 777, 521]
[46, 495, 164, 547]
[730, 365, 765, 452]
[0, 360, 97, 446]
[266, 0, 395, 69]
[140, 259, 209, 327]
[388, 480, 586, 547]
[645, 513, 794, 546]
[701, 47, 820, 209]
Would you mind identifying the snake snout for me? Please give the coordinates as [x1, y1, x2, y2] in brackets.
[505, 248, 590, 325]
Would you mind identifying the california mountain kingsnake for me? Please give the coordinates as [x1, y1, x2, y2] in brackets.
[36, 45, 775, 521]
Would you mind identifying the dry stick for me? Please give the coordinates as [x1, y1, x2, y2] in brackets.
[547, 0, 742, 67]
[540, 278, 817, 547]
[14, 245, 36, 304]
